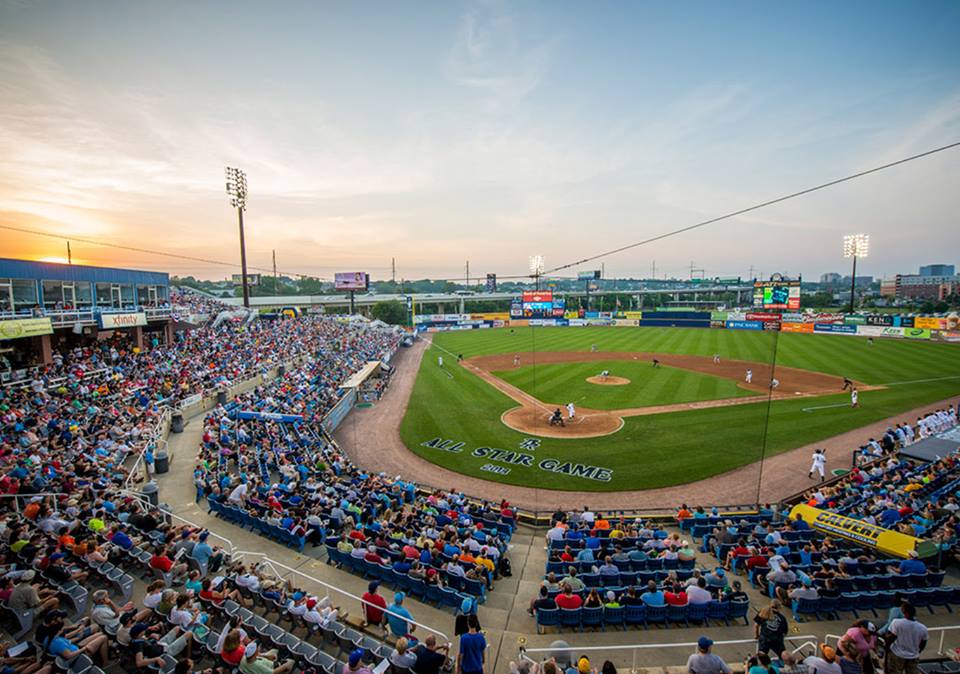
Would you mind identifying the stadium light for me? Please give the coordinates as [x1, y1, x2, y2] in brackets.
[842, 234, 869, 314]
[225, 167, 250, 308]
[529, 255, 544, 290]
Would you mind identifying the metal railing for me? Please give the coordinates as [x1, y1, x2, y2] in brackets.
[116, 488, 236, 555]
[519, 635, 820, 672]
[0, 492, 70, 513]
[232, 550, 451, 647]
[826, 625, 960, 658]
[123, 407, 172, 490]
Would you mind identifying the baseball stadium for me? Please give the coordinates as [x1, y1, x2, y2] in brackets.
[2, 4, 960, 674]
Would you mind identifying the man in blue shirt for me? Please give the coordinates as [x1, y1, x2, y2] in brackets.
[895, 550, 927, 575]
[640, 580, 665, 607]
[386, 592, 414, 639]
[457, 614, 486, 674]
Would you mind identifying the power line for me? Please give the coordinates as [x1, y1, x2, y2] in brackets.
[0, 223, 319, 279]
[544, 140, 960, 275]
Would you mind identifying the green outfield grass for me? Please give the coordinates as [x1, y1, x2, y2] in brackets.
[399, 327, 960, 491]
[493, 360, 753, 410]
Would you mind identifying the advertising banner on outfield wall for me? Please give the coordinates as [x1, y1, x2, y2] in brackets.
[470, 313, 510, 321]
[857, 325, 904, 338]
[903, 328, 931, 340]
[726, 311, 746, 321]
[623, 311, 643, 320]
[567, 318, 586, 326]
[894, 316, 915, 328]
[726, 320, 763, 330]
[781, 322, 815, 333]
[865, 314, 895, 326]
[843, 315, 867, 326]
[781, 313, 804, 322]
[614, 319, 639, 327]
[814, 323, 858, 334]
[915, 317, 947, 330]
[746, 312, 782, 322]
[941, 331, 960, 342]
[789, 504, 934, 559]
[511, 319, 529, 327]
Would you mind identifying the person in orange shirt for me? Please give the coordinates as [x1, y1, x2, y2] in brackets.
[593, 514, 610, 531]
[677, 504, 693, 521]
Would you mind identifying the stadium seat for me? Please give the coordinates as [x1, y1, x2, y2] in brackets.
[536, 608, 560, 634]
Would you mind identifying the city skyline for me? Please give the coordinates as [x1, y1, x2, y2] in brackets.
[1, 1, 959, 281]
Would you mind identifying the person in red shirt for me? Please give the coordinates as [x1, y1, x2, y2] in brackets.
[362, 581, 388, 628]
[363, 547, 384, 565]
[724, 539, 752, 571]
[555, 584, 583, 610]
[664, 583, 688, 606]
[150, 545, 187, 579]
[560, 546, 574, 563]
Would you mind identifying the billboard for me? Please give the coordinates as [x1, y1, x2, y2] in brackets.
[522, 291, 554, 318]
[781, 322, 815, 333]
[231, 273, 261, 286]
[335, 272, 369, 291]
[485, 273, 497, 292]
[753, 279, 800, 310]
[578, 270, 601, 280]
[0, 317, 53, 340]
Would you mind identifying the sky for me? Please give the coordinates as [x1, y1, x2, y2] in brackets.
[0, 1, 958, 283]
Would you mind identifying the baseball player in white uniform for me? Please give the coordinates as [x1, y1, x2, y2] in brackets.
[851, 388, 859, 408]
[745, 369, 753, 384]
[713, 353, 721, 365]
[513, 354, 521, 367]
[566, 402, 576, 420]
[438, 355, 444, 368]
[809, 449, 826, 481]
[770, 378, 780, 389]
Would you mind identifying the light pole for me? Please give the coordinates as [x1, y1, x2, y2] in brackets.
[529, 255, 544, 291]
[842, 234, 869, 314]
[225, 167, 250, 308]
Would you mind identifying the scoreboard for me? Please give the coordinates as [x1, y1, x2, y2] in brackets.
[753, 278, 800, 310]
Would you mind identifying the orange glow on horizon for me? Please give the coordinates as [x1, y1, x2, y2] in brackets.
[35, 255, 75, 265]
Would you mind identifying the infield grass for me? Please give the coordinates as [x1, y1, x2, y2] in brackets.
[400, 327, 960, 491]
[494, 360, 753, 410]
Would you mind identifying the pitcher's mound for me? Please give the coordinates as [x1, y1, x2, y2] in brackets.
[586, 375, 630, 386]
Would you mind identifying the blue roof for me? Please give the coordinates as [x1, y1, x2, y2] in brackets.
[0, 258, 168, 285]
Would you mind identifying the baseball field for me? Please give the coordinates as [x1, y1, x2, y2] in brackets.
[399, 326, 960, 492]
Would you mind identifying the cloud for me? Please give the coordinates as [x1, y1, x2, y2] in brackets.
[446, 10, 554, 107]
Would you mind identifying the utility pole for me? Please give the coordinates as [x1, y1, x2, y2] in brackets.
[465, 261, 470, 287]
[66, 241, 72, 264]
[272, 250, 277, 289]
[651, 260, 656, 280]
[748, 264, 756, 281]
[391, 258, 396, 284]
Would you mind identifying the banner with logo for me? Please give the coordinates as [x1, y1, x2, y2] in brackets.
[915, 317, 946, 330]
[726, 311, 746, 321]
[781, 322, 814, 333]
[711, 311, 729, 322]
[789, 504, 934, 559]
[894, 316, 915, 328]
[726, 320, 763, 331]
[857, 325, 903, 338]
[941, 331, 960, 342]
[903, 328, 931, 340]
[614, 319, 639, 327]
[843, 315, 867, 326]
[623, 311, 643, 320]
[865, 314, 895, 326]
[811, 313, 846, 324]
[814, 323, 858, 335]
[0, 317, 54, 340]
[98, 312, 147, 329]
[746, 312, 782, 323]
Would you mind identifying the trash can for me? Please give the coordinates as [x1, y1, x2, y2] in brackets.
[217, 389, 227, 406]
[154, 451, 169, 474]
[141, 481, 159, 506]
[171, 411, 184, 433]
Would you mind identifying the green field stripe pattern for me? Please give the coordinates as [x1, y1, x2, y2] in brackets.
[398, 328, 960, 492]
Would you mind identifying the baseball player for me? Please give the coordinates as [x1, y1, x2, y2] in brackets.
[591, 343, 598, 353]
[745, 369, 752, 384]
[713, 353, 720, 365]
[438, 355, 444, 368]
[513, 354, 521, 367]
[842, 377, 853, 391]
[652, 358, 660, 368]
[809, 449, 826, 481]
[566, 402, 576, 420]
[851, 388, 859, 408]
[770, 378, 779, 390]
[600, 369, 610, 380]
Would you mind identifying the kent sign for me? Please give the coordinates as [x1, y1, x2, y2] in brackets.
[421, 437, 613, 482]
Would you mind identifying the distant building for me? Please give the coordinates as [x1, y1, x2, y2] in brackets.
[840, 275, 873, 287]
[894, 273, 960, 300]
[920, 264, 955, 277]
[819, 272, 842, 285]
[880, 278, 898, 297]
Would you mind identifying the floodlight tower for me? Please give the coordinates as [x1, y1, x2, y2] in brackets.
[225, 167, 250, 308]
[842, 234, 869, 314]
[529, 255, 544, 291]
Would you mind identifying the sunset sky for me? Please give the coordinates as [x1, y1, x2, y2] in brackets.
[1, 1, 958, 282]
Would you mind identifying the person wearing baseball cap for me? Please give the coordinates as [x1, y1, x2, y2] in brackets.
[9, 569, 60, 616]
[802, 643, 841, 674]
[362, 581, 387, 631]
[239, 639, 294, 674]
[687, 636, 732, 674]
[387, 592, 415, 639]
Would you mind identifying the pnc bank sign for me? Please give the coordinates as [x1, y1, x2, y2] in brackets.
[98, 312, 147, 329]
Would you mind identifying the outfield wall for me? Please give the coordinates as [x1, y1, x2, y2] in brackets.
[414, 310, 958, 341]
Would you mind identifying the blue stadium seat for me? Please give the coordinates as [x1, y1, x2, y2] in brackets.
[603, 606, 624, 631]
[581, 607, 603, 631]
[536, 608, 559, 634]
[560, 608, 582, 631]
